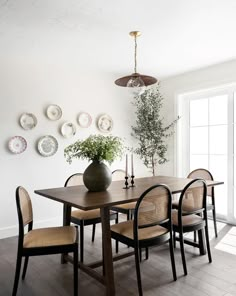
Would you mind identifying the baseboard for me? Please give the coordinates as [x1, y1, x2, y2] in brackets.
[0, 216, 63, 239]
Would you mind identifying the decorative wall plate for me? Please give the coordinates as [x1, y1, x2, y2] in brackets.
[20, 113, 37, 130]
[37, 135, 58, 157]
[97, 114, 113, 133]
[46, 105, 62, 121]
[8, 136, 27, 154]
[61, 121, 76, 138]
[77, 112, 92, 128]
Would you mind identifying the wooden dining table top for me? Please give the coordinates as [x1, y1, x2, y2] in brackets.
[34, 175, 224, 211]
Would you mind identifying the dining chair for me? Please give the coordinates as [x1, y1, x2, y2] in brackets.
[172, 178, 212, 275]
[188, 168, 217, 238]
[65, 173, 118, 262]
[173, 168, 217, 239]
[111, 169, 135, 220]
[111, 184, 177, 296]
[13, 186, 78, 296]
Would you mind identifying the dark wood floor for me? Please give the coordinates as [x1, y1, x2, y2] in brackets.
[1, 218, 236, 296]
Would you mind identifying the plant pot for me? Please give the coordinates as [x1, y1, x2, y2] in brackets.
[83, 160, 112, 192]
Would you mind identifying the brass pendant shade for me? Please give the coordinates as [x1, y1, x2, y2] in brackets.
[115, 31, 157, 88]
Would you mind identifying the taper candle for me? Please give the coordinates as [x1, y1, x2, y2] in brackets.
[125, 154, 128, 177]
[131, 153, 134, 176]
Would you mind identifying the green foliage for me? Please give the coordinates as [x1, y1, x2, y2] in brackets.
[131, 84, 179, 176]
[64, 134, 123, 165]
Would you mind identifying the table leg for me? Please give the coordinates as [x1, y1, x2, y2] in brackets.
[100, 207, 115, 296]
[61, 204, 72, 264]
[198, 229, 206, 255]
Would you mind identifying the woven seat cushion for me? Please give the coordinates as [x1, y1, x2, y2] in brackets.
[71, 208, 104, 220]
[23, 226, 77, 248]
[172, 210, 203, 227]
[172, 200, 213, 210]
[71, 209, 115, 220]
[113, 201, 153, 211]
[111, 220, 168, 240]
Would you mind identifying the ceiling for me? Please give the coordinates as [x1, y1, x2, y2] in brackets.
[1, 0, 236, 79]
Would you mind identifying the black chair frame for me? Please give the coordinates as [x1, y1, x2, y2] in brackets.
[111, 184, 177, 296]
[65, 173, 118, 262]
[173, 178, 212, 276]
[13, 186, 78, 296]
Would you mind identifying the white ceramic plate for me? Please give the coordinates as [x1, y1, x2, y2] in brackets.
[8, 136, 27, 154]
[77, 112, 92, 128]
[97, 114, 113, 133]
[61, 121, 76, 138]
[46, 105, 62, 121]
[20, 113, 37, 130]
[37, 135, 58, 157]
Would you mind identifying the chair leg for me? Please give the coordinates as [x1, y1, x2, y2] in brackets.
[212, 207, 218, 238]
[193, 231, 197, 242]
[115, 213, 119, 253]
[173, 230, 176, 248]
[92, 224, 96, 242]
[179, 230, 187, 275]
[127, 210, 130, 221]
[21, 256, 29, 280]
[205, 225, 212, 263]
[139, 248, 142, 261]
[73, 247, 78, 296]
[80, 222, 84, 263]
[12, 253, 22, 296]
[169, 238, 177, 281]
[145, 248, 149, 260]
[134, 246, 143, 296]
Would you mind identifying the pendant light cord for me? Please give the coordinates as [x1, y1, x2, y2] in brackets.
[134, 35, 137, 73]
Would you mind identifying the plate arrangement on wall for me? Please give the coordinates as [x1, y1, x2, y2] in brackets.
[61, 121, 76, 138]
[19, 113, 37, 130]
[46, 104, 62, 121]
[97, 114, 113, 133]
[8, 136, 27, 154]
[77, 112, 92, 128]
[37, 135, 58, 157]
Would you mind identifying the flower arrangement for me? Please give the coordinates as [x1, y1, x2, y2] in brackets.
[64, 134, 123, 165]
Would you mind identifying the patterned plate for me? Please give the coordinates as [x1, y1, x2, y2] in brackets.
[37, 135, 58, 157]
[77, 112, 92, 128]
[46, 105, 62, 121]
[97, 114, 113, 133]
[20, 113, 37, 130]
[61, 122, 76, 138]
[8, 136, 27, 154]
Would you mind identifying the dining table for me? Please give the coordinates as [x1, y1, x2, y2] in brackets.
[34, 175, 224, 296]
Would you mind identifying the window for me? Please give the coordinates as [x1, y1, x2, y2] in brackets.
[177, 86, 235, 223]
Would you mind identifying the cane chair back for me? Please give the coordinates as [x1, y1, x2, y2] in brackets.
[13, 186, 78, 296]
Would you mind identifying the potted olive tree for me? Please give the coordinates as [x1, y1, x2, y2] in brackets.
[131, 84, 179, 176]
[64, 134, 123, 191]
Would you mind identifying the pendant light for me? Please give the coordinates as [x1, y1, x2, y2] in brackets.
[115, 31, 157, 90]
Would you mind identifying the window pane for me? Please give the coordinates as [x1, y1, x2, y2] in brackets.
[209, 95, 228, 125]
[190, 98, 208, 126]
[190, 127, 208, 154]
[209, 155, 227, 216]
[234, 92, 236, 123]
[209, 125, 227, 154]
[190, 155, 208, 172]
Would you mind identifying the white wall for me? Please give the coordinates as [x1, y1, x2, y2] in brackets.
[161, 59, 236, 177]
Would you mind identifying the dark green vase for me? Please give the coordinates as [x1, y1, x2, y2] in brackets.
[83, 160, 112, 192]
